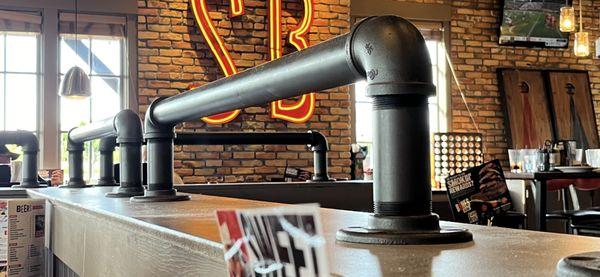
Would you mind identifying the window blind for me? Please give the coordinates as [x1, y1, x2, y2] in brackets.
[59, 13, 126, 37]
[0, 10, 42, 33]
[412, 21, 444, 41]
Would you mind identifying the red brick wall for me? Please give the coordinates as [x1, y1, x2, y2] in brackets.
[392, 0, 599, 164]
[137, 0, 600, 183]
[137, 0, 352, 183]
[449, 0, 600, 164]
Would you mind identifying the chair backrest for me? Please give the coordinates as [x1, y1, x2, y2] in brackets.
[0, 165, 11, 186]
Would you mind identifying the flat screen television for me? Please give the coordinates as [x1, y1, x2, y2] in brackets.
[499, 0, 570, 48]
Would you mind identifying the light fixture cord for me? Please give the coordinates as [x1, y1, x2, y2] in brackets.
[74, 0, 78, 55]
[444, 50, 481, 134]
[579, 0, 583, 31]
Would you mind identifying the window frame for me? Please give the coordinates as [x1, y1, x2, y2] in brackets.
[0, 31, 42, 133]
[0, 3, 138, 176]
[58, 34, 126, 181]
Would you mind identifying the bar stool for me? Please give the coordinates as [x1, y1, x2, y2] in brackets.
[547, 179, 600, 234]
[569, 210, 600, 236]
[545, 180, 576, 225]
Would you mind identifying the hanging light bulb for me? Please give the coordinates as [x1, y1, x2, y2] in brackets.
[574, 0, 589, 57]
[59, 0, 91, 99]
[560, 4, 576, 32]
[575, 31, 590, 56]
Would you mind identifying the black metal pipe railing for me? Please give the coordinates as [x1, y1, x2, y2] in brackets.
[0, 131, 44, 188]
[64, 109, 144, 198]
[174, 131, 329, 181]
[138, 16, 433, 205]
[136, 16, 472, 245]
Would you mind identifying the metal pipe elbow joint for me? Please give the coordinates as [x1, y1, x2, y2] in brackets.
[106, 109, 145, 197]
[0, 131, 44, 188]
[114, 109, 144, 144]
[346, 16, 435, 98]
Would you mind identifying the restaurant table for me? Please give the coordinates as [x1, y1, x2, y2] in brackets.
[505, 171, 600, 231]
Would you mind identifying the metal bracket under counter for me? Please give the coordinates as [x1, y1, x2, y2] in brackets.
[23, 187, 600, 276]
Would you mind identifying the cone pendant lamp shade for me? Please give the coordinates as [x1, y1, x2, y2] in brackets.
[59, 66, 91, 99]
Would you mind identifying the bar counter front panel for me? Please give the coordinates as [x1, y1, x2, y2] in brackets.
[27, 187, 600, 276]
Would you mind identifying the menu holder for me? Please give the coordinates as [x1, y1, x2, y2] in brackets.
[283, 167, 312, 182]
[445, 160, 513, 225]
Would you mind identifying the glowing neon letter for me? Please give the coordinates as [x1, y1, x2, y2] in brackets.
[190, 0, 242, 124]
[190, 0, 315, 124]
[269, 0, 315, 123]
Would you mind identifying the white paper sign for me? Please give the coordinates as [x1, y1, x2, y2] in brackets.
[216, 205, 329, 277]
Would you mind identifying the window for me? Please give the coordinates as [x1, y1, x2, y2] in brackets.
[0, 11, 41, 157]
[59, 14, 126, 181]
[0, 3, 136, 185]
[354, 22, 448, 149]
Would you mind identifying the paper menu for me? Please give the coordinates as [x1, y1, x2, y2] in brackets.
[0, 199, 45, 277]
[216, 205, 329, 277]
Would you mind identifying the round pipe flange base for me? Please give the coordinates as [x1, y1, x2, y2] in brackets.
[12, 184, 48, 189]
[336, 214, 473, 245]
[95, 181, 118, 187]
[556, 251, 600, 276]
[336, 226, 472, 245]
[106, 187, 145, 198]
[59, 184, 88, 189]
[96, 184, 118, 187]
[130, 188, 191, 202]
[130, 194, 190, 202]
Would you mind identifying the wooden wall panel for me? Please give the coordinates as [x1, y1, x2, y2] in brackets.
[547, 71, 599, 149]
[500, 69, 553, 149]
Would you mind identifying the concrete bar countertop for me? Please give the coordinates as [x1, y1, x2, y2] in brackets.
[27, 187, 600, 276]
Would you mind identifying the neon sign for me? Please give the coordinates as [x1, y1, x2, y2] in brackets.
[190, 0, 314, 124]
[269, 0, 315, 123]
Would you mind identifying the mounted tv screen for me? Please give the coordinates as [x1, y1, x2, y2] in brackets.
[499, 0, 569, 48]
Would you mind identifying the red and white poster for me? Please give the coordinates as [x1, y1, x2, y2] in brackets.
[216, 205, 328, 277]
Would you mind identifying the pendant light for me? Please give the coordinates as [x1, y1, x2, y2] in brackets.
[560, 0, 576, 32]
[59, 0, 90, 99]
[574, 0, 590, 57]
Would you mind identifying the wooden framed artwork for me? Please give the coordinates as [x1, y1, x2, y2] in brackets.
[546, 71, 599, 149]
[498, 69, 554, 149]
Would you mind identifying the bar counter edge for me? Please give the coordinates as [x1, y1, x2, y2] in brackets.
[24, 187, 600, 276]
